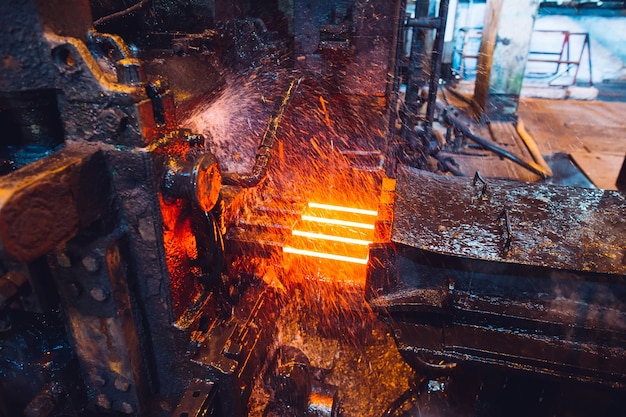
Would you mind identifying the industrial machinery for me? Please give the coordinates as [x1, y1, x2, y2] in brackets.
[0, 1, 625, 416]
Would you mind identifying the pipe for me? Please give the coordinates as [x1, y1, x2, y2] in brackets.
[443, 84, 473, 106]
[515, 119, 553, 177]
[405, 18, 443, 29]
[443, 111, 550, 179]
[435, 153, 464, 176]
[441, 85, 552, 178]
[222, 78, 302, 188]
[93, 0, 150, 27]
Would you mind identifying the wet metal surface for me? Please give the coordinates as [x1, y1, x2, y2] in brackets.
[392, 165, 626, 274]
[381, 168, 626, 389]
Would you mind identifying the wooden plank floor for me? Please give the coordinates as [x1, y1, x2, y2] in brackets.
[568, 152, 623, 190]
[518, 98, 626, 189]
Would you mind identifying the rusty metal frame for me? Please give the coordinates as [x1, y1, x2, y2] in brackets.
[527, 30, 593, 87]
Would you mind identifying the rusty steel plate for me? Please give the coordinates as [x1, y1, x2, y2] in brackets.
[392, 165, 626, 275]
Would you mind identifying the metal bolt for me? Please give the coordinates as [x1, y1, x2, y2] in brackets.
[118, 402, 134, 414]
[96, 394, 111, 409]
[55, 251, 71, 268]
[114, 377, 130, 392]
[82, 255, 100, 272]
[89, 286, 109, 302]
[89, 371, 107, 387]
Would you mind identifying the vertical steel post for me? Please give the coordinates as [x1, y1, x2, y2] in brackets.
[424, 0, 451, 133]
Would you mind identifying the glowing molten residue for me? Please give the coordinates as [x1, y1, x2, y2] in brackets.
[283, 202, 377, 285]
[283, 246, 369, 264]
[307, 202, 378, 216]
[300, 215, 375, 230]
[291, 230, 372, 246]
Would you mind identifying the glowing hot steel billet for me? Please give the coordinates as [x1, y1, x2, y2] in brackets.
[283, 246, 369, 265]
[301, 215, 375, 230]
[292, 230, 372, 246]
[308, 202, 378, 216]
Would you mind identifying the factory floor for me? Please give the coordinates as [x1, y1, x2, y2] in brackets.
[518, 96, 626, 190]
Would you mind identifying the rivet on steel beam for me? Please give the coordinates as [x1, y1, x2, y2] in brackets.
[89, 286, 109, 302]
[55, 251, 72, 268]
[114, 377, 131, 392]
[82, 255, 100, 272]
[89, 371, 107, 387]
[96, 394, 111, 409]
[118, 402, 134, 414]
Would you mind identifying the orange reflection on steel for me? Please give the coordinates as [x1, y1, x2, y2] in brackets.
[307, 202, 378, 216]
[283, 246, 369, 265]
[283, 201, 378, 286]
[300, 215, 375, 230]
[291, 230, 372, 246]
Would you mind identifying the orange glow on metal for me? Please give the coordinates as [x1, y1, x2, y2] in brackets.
[284, 201, 378, 281]
[291, 230, 372, 246]
[300, 215, 375, 230]
[283, 246, 369, 265]
[307, 202, 378, 216]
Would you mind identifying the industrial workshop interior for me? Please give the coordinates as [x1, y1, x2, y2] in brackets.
[1, 0, 626, 416]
